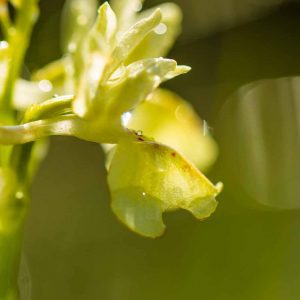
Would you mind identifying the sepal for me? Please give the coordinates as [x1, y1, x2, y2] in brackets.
[126, 3, 183, 63]
[110, 0, 145, 32]
[87, 58, 189, 121]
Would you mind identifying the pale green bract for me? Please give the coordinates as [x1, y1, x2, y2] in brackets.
[0, 0, 222, 238]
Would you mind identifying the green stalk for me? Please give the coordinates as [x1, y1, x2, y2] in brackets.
[0, 1, 39, 299]
[0, 0, 39, 118]
[0, 168, 29, 300]
[0, 1, 12, 40]
[0, 220, 25, 300]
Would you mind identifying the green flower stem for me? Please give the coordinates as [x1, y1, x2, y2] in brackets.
[0, 0, 39, 116]
[0, 219, 25, 300]
[0, 127, 35, 300]
[0, 167, 29, 300]
[0, 3, 40, 296]
[0, 116, 79, 144]
[0, 115, 130, 145]
[0, 1, 12, 39]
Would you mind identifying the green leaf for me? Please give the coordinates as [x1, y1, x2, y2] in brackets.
[108, 140, 222, 238]
[126, 3, 183, 63]
[127, 89, 218, 171]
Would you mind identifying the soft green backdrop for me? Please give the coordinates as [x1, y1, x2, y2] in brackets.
[22, 0, 300, 299]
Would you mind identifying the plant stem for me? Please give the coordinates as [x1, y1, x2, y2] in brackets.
[0, 223, 24, 300]
[0, 1, 12, 40]
[0, 168, 28, 300]
[0, 0, 39, 119]
[0, 3, 39, 296]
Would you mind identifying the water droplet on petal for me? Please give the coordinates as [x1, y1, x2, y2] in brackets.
[68, 42, 77, 53]
[0, 40, 9, 50]
[38, 80, 53, 93]
[133, 1, 143, 12]
[153, 75, 161, 87]
[122, 112, 132, 126]
[154, 23, 167, 35]
[146, 92, 154, 101]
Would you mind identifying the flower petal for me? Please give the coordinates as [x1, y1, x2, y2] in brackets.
[126, 3, 183, 63]
[61, 0, 98, 54]
[107, 140, 222, 237]
[128, 89, 218, 171]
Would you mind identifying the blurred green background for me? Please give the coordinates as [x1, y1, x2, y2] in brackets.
[22, 0, 300, 299]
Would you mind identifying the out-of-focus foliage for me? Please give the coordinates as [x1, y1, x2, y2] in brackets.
[218, 77, 300, 209]
[171, 0, 285, 39]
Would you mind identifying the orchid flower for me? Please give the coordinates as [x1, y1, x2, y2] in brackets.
[0, 0, 222, 239]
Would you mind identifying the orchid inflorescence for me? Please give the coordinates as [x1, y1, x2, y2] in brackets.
[0, 0, 222, 239]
